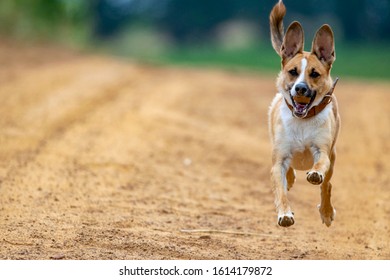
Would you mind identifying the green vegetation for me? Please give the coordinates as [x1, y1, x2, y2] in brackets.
[0, 0, 91, 46]
[333, 43, 390, 80]
[142, 43, 390, 80]
[154, 44, 279, 73]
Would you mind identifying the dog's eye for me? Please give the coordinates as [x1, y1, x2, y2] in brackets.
[288, 68, 299, 77]
[310, 70, 320, 78]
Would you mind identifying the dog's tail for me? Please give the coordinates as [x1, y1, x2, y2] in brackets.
[269, 0, 286, 55]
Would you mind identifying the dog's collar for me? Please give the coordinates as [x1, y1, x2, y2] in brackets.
[285, 77, 339, 119]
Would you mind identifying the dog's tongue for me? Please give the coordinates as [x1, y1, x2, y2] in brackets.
[295, 103, 307, 114]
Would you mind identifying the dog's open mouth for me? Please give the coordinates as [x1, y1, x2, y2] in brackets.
[290, 93, 316, 118]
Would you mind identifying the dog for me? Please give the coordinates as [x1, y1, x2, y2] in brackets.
[268, 0, 340, 227]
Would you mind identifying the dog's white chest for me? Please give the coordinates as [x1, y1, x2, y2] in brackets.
[283, 116, 317, 151]
[279, 98, 332, 169]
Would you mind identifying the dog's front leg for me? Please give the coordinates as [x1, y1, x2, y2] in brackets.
[306, 145, 331, 185]
[271, 154, 294, 227]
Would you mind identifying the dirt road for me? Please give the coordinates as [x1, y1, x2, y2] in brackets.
[0, 42, 389, 259]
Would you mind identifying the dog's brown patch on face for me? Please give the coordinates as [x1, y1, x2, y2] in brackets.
[280, 53, 304, 87]
[305, 54, 333, 97]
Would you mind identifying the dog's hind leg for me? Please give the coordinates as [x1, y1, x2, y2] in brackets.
[271, 155, 295, 227]
[286, 167, 296, 191]
[318, 149, 336, 227]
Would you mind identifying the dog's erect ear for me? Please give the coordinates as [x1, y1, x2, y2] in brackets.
[311, 24, 335, 67]
[281, 21, 304, 62]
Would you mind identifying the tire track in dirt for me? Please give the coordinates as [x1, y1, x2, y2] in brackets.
[0, 58, 135, 174]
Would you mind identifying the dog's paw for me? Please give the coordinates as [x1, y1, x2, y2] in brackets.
[318, 204, 336, 227]
[307, 171, 323, 185]
[277, 212, 295, 227]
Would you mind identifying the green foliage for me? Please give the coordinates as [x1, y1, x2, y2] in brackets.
[154, 44, 278, 72]
[148, 42, 390, 81]
[333, 43, 390, 80]
[0, 0, 91, 45]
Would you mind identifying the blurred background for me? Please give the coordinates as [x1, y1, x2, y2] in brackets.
[0, 0, 389, 79]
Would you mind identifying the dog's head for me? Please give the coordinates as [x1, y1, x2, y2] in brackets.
[271, 1, 336, 118]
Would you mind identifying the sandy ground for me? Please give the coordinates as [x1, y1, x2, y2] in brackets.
[0, 42, 389, 260]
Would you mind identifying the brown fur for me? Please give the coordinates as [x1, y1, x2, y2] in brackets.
[269, 0, 286, 55]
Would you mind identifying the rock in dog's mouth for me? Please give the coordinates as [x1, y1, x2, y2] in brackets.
[290, 92, 316, 118]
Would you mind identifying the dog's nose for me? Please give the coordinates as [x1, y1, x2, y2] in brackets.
[295, 83, 308, 96]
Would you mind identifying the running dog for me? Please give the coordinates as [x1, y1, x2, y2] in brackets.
[268, 0, 340, 227]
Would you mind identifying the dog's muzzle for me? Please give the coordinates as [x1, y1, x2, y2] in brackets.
[290, 83, 316, 118]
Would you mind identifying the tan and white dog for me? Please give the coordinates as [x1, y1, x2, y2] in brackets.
[268, 0, 340, 227]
